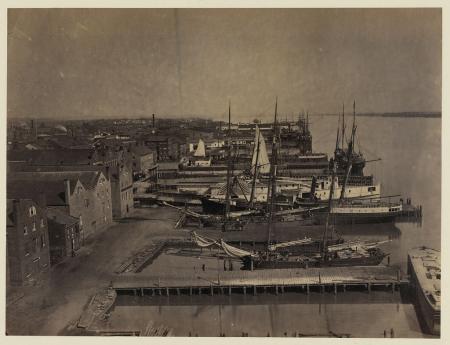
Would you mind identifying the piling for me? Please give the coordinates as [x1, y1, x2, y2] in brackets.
[334, 284, 337, 295]
[210, 285, 213, 296]
[243, 286, 246, 295]
[306, 284, 310, 294]
[228, 286, 231, 295]
[253, 285, 257, 295]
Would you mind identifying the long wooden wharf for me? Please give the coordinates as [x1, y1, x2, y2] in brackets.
[113, 265, 408, 296]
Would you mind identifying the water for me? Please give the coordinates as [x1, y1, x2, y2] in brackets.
[109, 116, 441, 337]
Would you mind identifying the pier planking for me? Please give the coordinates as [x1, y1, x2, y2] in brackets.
[113, 265, 407, 294]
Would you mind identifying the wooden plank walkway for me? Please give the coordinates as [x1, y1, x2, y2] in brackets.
[113, 265, 407, 294]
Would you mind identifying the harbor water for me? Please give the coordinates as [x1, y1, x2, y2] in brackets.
[109, 116, 441, 337]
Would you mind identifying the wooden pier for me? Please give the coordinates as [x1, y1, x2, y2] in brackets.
[113, 266, 408, 296]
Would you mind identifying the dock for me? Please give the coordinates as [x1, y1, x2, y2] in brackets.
[113, 265, 408, 296]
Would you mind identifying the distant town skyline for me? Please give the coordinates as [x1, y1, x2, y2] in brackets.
[8, 8, 442, 121]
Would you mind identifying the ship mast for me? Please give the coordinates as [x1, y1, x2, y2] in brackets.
[341, 103, 345, 150]
[339, 101, 357, 202]
[322, 117, 341, 258]
[249, 127, 261, 208]
[267, 98, 279, 251]
[224, 101, 232, 225]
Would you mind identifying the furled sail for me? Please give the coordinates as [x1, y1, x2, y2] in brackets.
[194, 139, 206, 157]
[251, 125, 270, 174]
[220, 239, 257, 258]
[326, 239, 389, 252]
[191, 231, 218, 248]
[268, 238, 313, 251]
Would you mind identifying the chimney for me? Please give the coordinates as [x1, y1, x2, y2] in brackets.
[152, 114, 155, 128]
[63, 179, 71, 204]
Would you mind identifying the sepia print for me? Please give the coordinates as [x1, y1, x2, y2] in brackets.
[6, 7, 441, 338]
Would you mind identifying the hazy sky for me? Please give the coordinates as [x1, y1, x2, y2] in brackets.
[7, 8, 441, 121]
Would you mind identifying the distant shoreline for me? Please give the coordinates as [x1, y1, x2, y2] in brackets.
[317, 112, 441, 118]
[7, 111, 442, 121]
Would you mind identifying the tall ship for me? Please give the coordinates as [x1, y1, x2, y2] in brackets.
[408, 247, 440, 336]
[296, 102, 403, 225]
[190, 101, 388, 270]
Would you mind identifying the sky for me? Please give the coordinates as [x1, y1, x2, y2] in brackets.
[7, 8, 442, 121]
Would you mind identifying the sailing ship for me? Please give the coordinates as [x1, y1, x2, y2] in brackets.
[190, 101, 388, 270]
[240, 102, 387, 269]
[200, 120, 295, 214]
[296, 102, 403, 224]
[408, 247, 440, 335]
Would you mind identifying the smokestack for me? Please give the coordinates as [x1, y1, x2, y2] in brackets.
[152, 114, 155, 128]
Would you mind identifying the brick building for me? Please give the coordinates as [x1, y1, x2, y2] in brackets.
[6, 198, 51, 285]
[46, 207, 81, 265]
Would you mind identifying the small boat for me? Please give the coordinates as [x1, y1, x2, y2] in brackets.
[408, 246, 440, 335]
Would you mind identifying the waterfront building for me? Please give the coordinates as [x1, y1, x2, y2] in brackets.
[8, 170, 113, 239]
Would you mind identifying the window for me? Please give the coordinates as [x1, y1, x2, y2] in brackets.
[32, 222, 36, 232]
[84, 199, 90, 207]
[368, 186, 376, 192]
[24, 225, 28, 235]
[40, 219, 45, 228]
[41, 235, 45, 248]
[29, 206, 37, 217]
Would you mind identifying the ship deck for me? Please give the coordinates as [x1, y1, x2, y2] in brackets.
[409, 247, 440, 309]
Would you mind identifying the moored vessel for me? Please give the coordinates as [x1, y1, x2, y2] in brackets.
[408, 246, 440, 335]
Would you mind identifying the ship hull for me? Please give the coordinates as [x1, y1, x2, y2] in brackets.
[243, 253, 386, 270]
[407, 253, 440, 336]
[313, 211, 398, 225]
